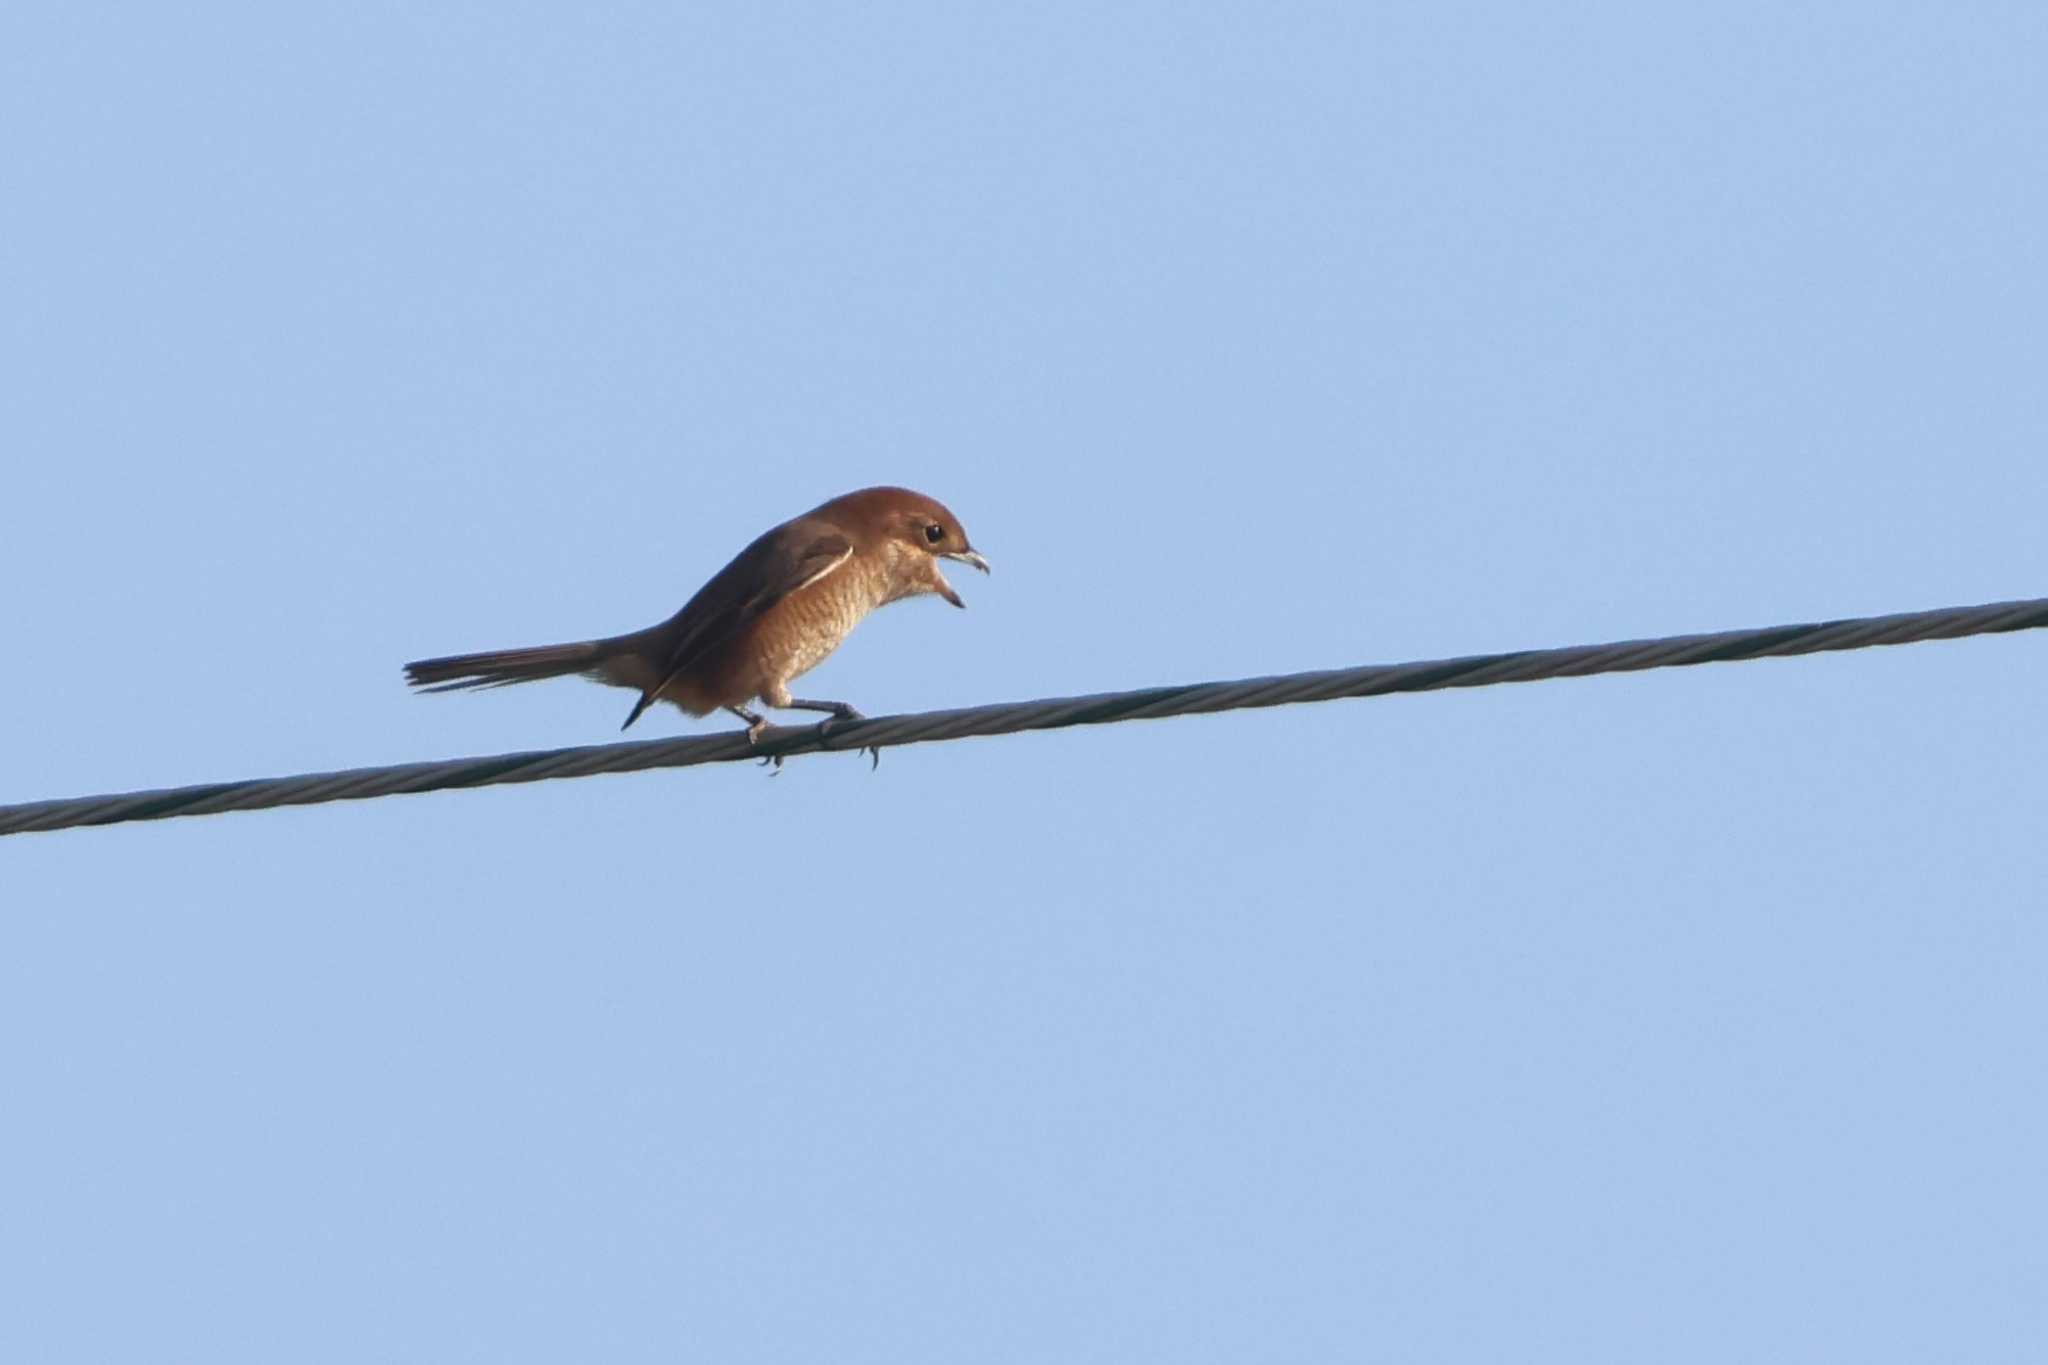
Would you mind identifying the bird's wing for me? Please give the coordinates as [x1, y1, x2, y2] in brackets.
[666, 529, 854, 672]
[620, 524, 855, 729]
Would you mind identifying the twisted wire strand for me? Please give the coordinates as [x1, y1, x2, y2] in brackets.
[4, 594, 2043, 837]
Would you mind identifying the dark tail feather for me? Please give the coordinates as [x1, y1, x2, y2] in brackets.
[620, 690, 658, 730]
[404, 640, 606, 693]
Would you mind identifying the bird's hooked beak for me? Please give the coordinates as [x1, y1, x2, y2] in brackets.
[934, 549, 991, 608]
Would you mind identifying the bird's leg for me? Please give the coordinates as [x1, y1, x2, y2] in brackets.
[726, 705, 783, 769]
[783, 698, 865, 721]
[782, 698, 881, 770]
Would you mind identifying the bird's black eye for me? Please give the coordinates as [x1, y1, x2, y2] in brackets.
[924, 522, 946, 544]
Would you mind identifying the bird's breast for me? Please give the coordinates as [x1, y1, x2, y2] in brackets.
[743, 556, 892, 690]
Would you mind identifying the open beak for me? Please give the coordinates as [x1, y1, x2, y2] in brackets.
[946, 549, 991, 575]
[935, 549, 989, 608]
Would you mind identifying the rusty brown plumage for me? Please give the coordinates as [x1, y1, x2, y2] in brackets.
[403, 486, 989, 744]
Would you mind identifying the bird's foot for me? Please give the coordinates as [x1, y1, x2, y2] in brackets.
[741, 715, 787, 772]
[812, 706, 881, 771]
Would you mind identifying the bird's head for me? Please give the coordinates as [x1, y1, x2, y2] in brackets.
[826, 486, 991, 607]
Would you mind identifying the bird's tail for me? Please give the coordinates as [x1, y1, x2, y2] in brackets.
[404, 639, 608, 693]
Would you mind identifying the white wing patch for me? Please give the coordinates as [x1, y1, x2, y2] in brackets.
[792, 542, 855, 594]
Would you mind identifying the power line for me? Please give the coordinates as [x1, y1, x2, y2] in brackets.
[4, 594, 2044, 837]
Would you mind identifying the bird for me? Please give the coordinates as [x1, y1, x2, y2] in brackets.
[403, 486, 989, 757]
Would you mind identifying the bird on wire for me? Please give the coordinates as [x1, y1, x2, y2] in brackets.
[403, 486, 989, 767]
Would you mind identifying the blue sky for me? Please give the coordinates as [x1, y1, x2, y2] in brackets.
[5, 3, 2046, 1360]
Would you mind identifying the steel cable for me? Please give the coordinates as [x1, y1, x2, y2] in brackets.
[3, 594, 2043, 837]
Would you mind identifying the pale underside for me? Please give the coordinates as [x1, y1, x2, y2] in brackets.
[651, 540, 923, 715]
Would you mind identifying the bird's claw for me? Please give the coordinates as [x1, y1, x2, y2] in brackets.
[814, 708, 882, 771]
[742, 717, 787, 773]
[741, 708, 881, 773]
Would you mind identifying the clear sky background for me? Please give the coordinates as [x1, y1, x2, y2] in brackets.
[5, 3, 2045, 1360]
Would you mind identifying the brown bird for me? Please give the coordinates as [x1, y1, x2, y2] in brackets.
[403, 486, 989, 750]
